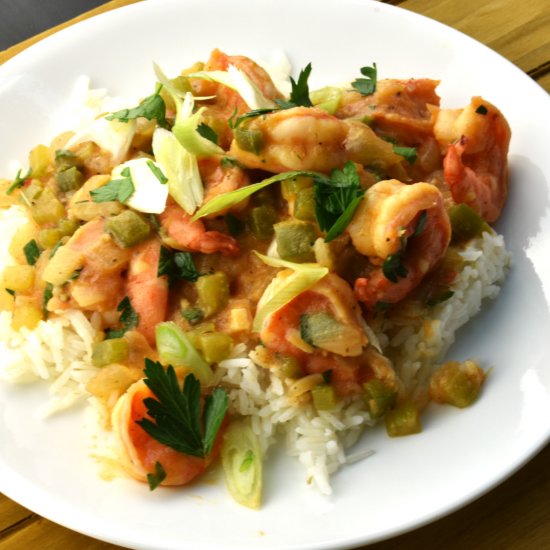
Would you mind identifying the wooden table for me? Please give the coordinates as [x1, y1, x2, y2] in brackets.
[1, 0, 549, 548]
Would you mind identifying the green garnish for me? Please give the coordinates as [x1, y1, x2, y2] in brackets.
[412, 210, 428, 238]
[5, 289, 15, 296]
[23, 239, 41, 266]
[275, 63, 313, 109]
[106, 296, 139, 339]
[313, 161, 364, 241]
[105, 84, 166, 127]
[42, 283, 53, 318]
[6, 167, 32, 195]
[147, 461, 166, 491]
[225, 213, 245, 236]
[239, 449, 255, 473]
[475, 104, 488, 115]
[382, 252, 408, 283]
[146, 160, 168, 184]
[181, 307, 204, 325]
[49, 240, 63, 258]
[158, 246, 201, 285]
[196, 123, 219, 145]
[393, 145, 417, 165]
[90, 167, 135, 203]
[426, 290, 455, 307]
[352, 63, 377, 96]
[233, 108, 277, 128]
[137, 359, 228, 458]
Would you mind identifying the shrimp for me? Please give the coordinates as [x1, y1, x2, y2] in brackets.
[434, 96, 511, 222]
[259, 272, 397, 396]
[198, 155, 251, 215]
[348, 179, 451, 308]
[112, 380, 216, 486]
[126, 238, 168, 346]
[230, 106, 405, 176]
[159, 200, 240, 256]
[191, 49, 283, 149]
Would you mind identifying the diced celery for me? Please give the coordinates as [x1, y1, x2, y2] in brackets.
[198, 332, 233, 364]
[311, 384, 337, 411]
[196, 272, 229, 317]
[294, 187, 316, 221]
[56, 166, 84, 192]
[363, 379, 397, 419]
[274, 220, 316, 263]
[106, 210, 151, 248]
[247, 205, 277, 240]
[385, 402, 422, 437]
[234, 127, 263, 154]
[91, 338, 129, 367]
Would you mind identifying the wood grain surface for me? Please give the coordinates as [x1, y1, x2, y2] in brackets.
[0, 0, 549, 549]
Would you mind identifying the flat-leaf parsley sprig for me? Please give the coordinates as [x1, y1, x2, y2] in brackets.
[137, 359, 228, 458]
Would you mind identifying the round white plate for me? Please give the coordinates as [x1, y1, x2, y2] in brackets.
[1, 1, 550, 549]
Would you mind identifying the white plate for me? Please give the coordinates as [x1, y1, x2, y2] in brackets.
[1, 1, 550, 548]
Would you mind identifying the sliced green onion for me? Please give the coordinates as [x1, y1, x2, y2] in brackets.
[187, 65, 276, 110]
[253, 252, 328, 332]
[221, 419, 262, 509]
[192, 170, 317, 221]
[155, 322, 213, 385]
[152, 127, 203, 215]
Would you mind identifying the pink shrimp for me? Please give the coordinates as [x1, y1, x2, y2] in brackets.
[230, 106, 405, 175]
[348, 179, 451, 308]
[198, 156, 251, 215]
[158, 200, 240, 256]
[259, 272, 397, 396]
[112, 380, 218, 486]
[126, 239, 168, 346]
[434, 97, 511, 222]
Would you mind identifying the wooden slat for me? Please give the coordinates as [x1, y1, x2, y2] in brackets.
[401, 0, 550, 74]
[0, 494, 33, 534]
[0, 517, 121, 550]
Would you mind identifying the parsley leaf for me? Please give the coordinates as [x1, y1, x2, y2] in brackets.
[313, 161, 364, 240]
[352, 63, 378, 96]
[42, 283, 53, 318]
[393, 145, 417, 165]
[196, 123, 219, 145]
[181, 307, 204, 325]
[275, 63, 313, 109]
[23, 239, 41, 266]
[426, 290, 455, 307]
[90, 167, 135, 203]
[382, 252, 408, 283]
[6, 168, 32, 195]
[105, 85, 166, 127]
[146, 160, 168, 184]
[475, 104, 488, 115]
[147, 461, 166, 491]
[137, 359, 228, 458]
[233, 108, 277, 128]
[106, 296, 139, 339]
[158, 246, 201, 285]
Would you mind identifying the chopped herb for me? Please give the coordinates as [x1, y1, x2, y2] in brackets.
[158, 246, 201, 285]
[90, 167, 135, 203]
[105, 84, 166, 127]
[234, 107, 277, 128]
[6, 167, 32, 195]
[55, 149, 76, 160]
[313, 161, 364, 241]
[382, 252, 408, 283]
[67, 268, 82, 281]
[146, 160, 168, 184]
[42, 283, 53, 318]
[196, 123, 219, 145]
[275, 63, 313, 109]
[412, 210, 428, 238]
[239, 449, 255, 473]
[322, 369, 333, 384]
[393, 145, 417, 164]
[5, 288, 15, 296]
[475, 104, 488, 115]
[426, 290, 455, 307]
[220, 156, 241, 169]
[225, 213, 245, 236]
[137, 359, 229, 458]
[23, 239, 40, 266]
[49, 240, 63, 258]
[147, 461, 166, 491]
[352, 63, 377, 96]
[181, 307, 204, 325]
[106, 296, 139, 339]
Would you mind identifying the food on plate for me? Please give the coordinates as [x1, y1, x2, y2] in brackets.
[0, 49, 511, 507]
